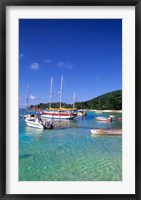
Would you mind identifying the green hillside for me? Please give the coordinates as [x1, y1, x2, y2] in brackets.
[31, 90, 122, 110]
[75, 90, 122, 110]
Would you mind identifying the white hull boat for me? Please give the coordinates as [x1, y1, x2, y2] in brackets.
[25, 117, 54, 129]
[77, 110, 87, 117]
[95, 116, 112, 122]
[41, 110, 76, 119]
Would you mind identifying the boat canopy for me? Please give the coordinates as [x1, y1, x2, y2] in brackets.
[49, 107, 77, 111]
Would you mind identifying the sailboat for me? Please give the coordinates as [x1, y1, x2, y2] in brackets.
[41, 76, 77, 119]
[23, 83, 32, 118]
[23, 84, 54, 129]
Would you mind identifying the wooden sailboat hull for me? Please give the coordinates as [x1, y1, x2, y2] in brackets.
[41, 111, 76, 119]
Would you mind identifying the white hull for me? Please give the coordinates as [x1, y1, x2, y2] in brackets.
[95, 116, 112, 122]
[41, 111, 76, 119]
[25, 117, 54, 129]
[26, 120, 44, 129]
[77, 111, 86, 117]
[41, 115, 75, 119]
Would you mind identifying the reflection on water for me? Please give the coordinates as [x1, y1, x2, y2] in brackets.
[20, 154, 32, 159]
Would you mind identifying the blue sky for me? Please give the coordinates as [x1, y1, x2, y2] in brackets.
[19, 19, 122, 107]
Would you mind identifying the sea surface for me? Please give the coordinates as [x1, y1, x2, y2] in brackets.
[19, 110, 122, 181]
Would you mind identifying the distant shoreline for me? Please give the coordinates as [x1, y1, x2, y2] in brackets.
[20, 107, 122, 113]
[85, 109, 122, 113]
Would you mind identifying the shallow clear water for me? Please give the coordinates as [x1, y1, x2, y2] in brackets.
[19, 110, 122, 181]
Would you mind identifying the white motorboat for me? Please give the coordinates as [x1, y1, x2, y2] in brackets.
[77, 110, 87, 117]
[25, 117, 54, 129]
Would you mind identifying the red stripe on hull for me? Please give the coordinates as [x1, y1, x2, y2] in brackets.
[42, 112, 75, 117]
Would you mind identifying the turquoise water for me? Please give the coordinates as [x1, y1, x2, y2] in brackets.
[19, 110, 122, 181]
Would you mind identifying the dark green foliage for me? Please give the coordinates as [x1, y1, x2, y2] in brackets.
[75, 90, 122, 110]
[30, 90, 122, 110]
[30, 102, 74, 110]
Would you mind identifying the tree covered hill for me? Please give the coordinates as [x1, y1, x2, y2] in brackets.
[31, 90, 122, 110]
[75, 90, 122, 110]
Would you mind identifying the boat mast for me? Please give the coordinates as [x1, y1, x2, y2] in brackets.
[37, 96, 39, 109]
[73, 92, 76, 109]
[60, 75, 63, 109]
[49, 77, 53, 109]
[26, 83, 29, 110]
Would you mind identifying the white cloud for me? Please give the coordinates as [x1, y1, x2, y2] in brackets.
[20, 53, 24, 58]
[57, 62, 73, 69]
[29, 95, 36, 100]
[57, 62, 65, 67]
[45, 59, 51, 63]
[30, 63, 40, 70]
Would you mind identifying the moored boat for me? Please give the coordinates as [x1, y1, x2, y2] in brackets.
[25, 116, 54, 129]
[95, 116, 112, 122]
[77, 110, 87, 117]
[41, 76, 77, 120]
[41, 109, 76, 119]
[109, 115, 116, 120]
[90, 129, 122, 136]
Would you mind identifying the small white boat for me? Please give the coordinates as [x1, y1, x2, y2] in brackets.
[25, 117, 54, 129]
[109, 115, 116, 120]
[90, 129, 122, 136]
[95, 116, 112, 122]
[77, 110, 87, 117]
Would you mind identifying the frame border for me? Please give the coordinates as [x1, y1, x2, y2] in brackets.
[0, 0, 140, 199]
